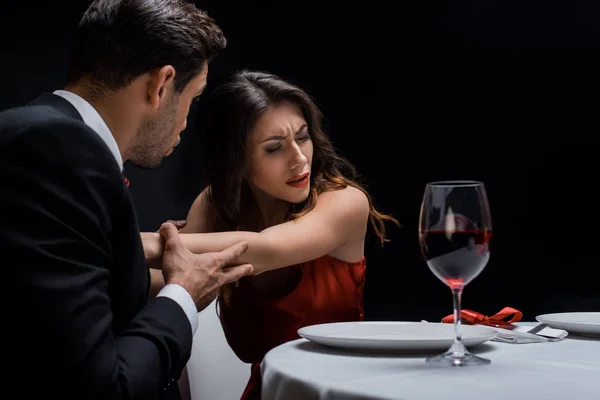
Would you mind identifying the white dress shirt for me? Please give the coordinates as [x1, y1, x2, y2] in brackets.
[53, 90, 199, 335]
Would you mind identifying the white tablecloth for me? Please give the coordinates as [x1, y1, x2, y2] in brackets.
[261, 326, 600, 400]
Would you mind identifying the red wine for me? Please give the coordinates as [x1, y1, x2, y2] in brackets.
[420, 230, 492, 289]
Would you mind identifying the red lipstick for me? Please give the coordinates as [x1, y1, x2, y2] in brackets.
[286, 172, 309, 188]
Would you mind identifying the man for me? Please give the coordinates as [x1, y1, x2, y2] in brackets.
[0, 1, 252, 399]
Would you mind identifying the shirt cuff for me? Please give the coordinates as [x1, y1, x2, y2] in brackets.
[156, 284, 198, 335]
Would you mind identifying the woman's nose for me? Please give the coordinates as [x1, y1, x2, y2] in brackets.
[289, 144, 308, 170]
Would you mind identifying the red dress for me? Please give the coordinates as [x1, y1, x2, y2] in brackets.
[218, 254, 366, 400]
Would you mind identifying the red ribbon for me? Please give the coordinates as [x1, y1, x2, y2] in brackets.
[441, 306, 523, 329]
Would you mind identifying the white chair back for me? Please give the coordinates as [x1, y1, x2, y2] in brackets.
[186, 299, 250, 400]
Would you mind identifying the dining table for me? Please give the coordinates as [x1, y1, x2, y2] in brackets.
[260, 321, 600, 400]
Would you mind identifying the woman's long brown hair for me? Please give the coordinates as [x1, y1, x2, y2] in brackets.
[202, 70, 400, 305]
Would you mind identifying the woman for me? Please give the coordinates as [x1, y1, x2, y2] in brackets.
[144, 70, 399, 399]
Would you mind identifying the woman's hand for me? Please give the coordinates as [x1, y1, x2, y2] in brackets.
[163, 220, 187, 231]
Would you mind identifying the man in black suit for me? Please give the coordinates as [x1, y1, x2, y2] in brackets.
[0, 1, 252, 399]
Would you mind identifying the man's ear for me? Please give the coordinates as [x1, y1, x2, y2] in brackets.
[147, 65, 176, 110]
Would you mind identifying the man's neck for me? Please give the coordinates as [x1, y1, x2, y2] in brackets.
[63, 82, 140, 161]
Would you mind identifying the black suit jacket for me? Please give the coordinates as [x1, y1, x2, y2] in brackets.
[0, 94, 192, 399]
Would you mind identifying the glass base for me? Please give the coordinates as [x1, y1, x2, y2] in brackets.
[426, 342, 491, 367]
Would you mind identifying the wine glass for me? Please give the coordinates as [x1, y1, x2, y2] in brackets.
[418, 180, 492, 366]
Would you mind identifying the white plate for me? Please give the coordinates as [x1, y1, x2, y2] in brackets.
[297, 321, 497, 351]
[536, 312, 600, 335]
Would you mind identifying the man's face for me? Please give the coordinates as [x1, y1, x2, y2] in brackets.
[127, 64, 208, 168]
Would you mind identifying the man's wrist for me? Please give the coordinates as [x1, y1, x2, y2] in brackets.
[166, 278, 196, 308]
[156, 284, 199, 334]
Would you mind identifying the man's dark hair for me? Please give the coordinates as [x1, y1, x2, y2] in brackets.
[67, 0, 227, 94]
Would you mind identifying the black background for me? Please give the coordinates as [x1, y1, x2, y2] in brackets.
[2, 0, 598, 322]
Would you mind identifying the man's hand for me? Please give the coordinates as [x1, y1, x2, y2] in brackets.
[142, 220, 188, 268]
[159, 222, 253, 312]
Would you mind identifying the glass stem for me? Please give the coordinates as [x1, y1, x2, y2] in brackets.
[451, 286, 466, 351]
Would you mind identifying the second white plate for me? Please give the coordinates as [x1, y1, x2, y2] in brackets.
[297, 321, 497, 351]
[536, 312, 600, 335]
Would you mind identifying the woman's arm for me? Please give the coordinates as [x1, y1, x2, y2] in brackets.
[145, 186, 369, 275]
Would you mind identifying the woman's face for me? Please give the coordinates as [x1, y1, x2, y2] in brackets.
[244, 101, 313, 205]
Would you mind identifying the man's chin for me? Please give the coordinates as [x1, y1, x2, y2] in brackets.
[126, 157, 164, 170]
